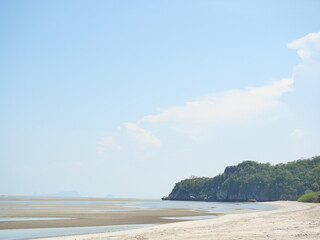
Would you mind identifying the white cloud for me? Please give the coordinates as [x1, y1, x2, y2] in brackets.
[287, 32, 320, 136]
[96, 136, 120, 152]
[288, 32, 320, 63]
[288, 32, 320, 86]
[99, 32, 318, 146]
[141, 78, 293, 128]
[123, 123, 161, 148]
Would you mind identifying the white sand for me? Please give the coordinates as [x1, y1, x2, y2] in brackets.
[34, 201, 320, 240]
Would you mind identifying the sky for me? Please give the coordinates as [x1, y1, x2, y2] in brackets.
[1, 0, 319, 198]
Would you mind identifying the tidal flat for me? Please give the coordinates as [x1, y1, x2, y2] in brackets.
[0, 196, 274, 239]
[0, 196, 215, 230]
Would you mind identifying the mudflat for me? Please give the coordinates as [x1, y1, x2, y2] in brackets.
[0, 196, 216, 229]
[34, 201, 320, 240]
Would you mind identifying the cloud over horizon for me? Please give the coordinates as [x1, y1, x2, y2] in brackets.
[98, 78, 293, 150]
[141, 78, 293, 129]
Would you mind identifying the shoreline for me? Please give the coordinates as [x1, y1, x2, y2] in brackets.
[32, 201, 320, 240]
[0, 198, 218, 230]
[1, 197, 271, 231]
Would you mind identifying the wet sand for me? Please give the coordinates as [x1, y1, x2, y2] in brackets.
[34, 201, 320, 240]
[0, 196, 216, 230]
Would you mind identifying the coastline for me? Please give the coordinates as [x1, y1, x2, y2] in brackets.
[0, 197, 219, 231]
[32, 201, 320, 240]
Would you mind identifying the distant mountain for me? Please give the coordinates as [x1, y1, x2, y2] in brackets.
[46, 190, 81, 197]
[105, 194, 115, 198]
[164, 156, 320, 202]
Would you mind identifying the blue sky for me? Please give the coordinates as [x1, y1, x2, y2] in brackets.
[1, 0, 319, 198]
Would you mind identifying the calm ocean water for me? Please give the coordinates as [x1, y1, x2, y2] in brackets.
[0, 199, 275, 240]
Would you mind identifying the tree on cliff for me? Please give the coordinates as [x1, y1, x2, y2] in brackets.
[166, 156, 320, 202]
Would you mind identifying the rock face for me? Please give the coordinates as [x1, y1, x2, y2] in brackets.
[166, 156, 320, 202]
[167, 176, 289, 202]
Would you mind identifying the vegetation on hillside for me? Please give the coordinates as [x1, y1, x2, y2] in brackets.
[297, 191, 320, 203]
[170, 176, 213, 199]
[167, 156, 320, 202]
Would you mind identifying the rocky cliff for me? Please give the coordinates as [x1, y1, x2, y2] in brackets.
[165, 156, 320, 202]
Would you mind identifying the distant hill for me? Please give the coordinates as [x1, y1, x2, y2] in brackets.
[105, 194, 115, 198]
[46, 190, 80, 197]
[164, 156, 320, 202]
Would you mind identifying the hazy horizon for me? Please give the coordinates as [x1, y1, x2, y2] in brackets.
[1, 1, 319, 198]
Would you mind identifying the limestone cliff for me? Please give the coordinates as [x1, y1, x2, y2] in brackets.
[165, 156, 320, 202]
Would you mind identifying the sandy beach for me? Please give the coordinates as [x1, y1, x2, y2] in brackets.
[34, 201, 320, 240]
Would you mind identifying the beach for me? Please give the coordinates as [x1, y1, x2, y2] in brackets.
[34, 201, 320, 240]
[0, 197, 217, 230]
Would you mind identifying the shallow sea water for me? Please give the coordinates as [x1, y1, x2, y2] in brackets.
[0, 199, 275, 240]
[0, 224, 154, 240]
[0, 217, 73, 222]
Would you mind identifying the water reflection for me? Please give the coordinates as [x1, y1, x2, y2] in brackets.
[0, 224, 154, 240]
